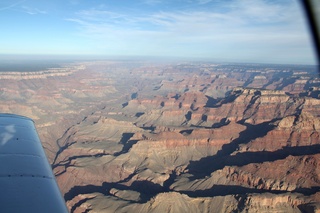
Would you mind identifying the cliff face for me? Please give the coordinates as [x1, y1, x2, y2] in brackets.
[0, 65, 85, 80]
[1, 61, 319, 212]
[126, 87, 317, 129]
[239, 112, 320, 152]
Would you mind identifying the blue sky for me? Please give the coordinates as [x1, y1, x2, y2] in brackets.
[0, 0, 317, 64]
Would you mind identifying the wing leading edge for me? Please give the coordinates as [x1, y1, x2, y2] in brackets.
[0, 113, 68, 213]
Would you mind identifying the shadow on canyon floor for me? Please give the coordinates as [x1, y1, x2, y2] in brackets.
[187, 120, 277, 179]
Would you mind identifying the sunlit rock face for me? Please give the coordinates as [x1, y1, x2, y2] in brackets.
[1, 61, 319, 212]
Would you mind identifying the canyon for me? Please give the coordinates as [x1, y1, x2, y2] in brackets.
[0, 60, 319, 212]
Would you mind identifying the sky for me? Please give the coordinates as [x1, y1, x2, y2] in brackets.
[0, 0, 317, 64]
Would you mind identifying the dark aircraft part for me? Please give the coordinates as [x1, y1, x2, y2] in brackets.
[301, 0, 320, 69]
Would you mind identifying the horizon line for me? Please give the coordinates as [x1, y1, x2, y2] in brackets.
[0, 53, 318, 66]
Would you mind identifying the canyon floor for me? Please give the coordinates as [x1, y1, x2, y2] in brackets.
[1, 60, 320, 213]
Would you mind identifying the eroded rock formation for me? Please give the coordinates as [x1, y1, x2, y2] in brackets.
[1, 61, 319, 212]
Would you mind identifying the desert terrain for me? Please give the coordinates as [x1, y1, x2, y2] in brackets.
[0, 60, 319, 212]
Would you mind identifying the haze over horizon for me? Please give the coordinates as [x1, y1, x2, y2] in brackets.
[0, 0, 317, 65]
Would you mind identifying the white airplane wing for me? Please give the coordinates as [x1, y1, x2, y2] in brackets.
[0, 114, 68, 213]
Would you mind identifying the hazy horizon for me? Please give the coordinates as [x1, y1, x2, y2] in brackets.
[0, 53, 318, 67]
